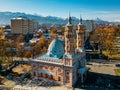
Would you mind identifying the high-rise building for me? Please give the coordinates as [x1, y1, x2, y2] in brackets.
[11, 17, 38, 34]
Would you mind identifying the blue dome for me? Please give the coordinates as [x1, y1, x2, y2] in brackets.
[46, 38, 64, 59]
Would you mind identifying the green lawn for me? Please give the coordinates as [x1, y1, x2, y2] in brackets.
[102, 50, 120, 59]
[114, 69, 120, 76]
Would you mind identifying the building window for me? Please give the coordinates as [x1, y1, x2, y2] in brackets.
[45, 66, 48, 69]
[50, 75, 53, 79]
[45, 74, 48, 78]
[50, 67, 52, 70]
[33, 72, 36, 76]
[66, 71, 70, 76]
[41, 73, 43, 77]
[58, 76, 61, 81]
[66, 76, 70, 83]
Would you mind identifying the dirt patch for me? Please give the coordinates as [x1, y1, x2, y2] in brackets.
[12, 64, 31, 75]
[0, 76, 7, 83]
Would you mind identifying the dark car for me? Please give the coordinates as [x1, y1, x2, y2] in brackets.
[116, 64, 120, 67]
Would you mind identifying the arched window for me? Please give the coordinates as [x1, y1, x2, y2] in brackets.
[50, 75, 53, 79]
[41, 73, 43, 77]
[50, 67, 54, 71]
[45, 74, 48, 78]
[66, 71, 70, 76]
[58, 76, 61, 81]
[33, 72, 36, 76]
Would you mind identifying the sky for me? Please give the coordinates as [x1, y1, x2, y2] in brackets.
[0, 0, 120, 21]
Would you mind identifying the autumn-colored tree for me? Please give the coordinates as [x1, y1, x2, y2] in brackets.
[91, 25, 115, 59]
[24, 50, 32, 58]
[0, 38, 13, 66]
[60, 26, 65, 35]
[33, 35, 48, 55]
[50, 27, 57, 35]
[114, 25, 120, 37]
[15, 34, 25, 64]
[0, 29, 4, 35]
[16, 34, 24, 48]
[0, 39, 6, 65]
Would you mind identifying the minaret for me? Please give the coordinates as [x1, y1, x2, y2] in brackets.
[76, 15, 84, 52]
[63, 13, 75, 86]
[64, 13, 75, 56]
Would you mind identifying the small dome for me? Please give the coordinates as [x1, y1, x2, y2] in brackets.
[46, 38, 64, 59]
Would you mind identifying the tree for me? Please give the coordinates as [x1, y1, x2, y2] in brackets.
[50, 27, 57, 35]
[16, 34, 24, 57]
[114, 26, 120, 37]
[60, 26, 65, 35]
[0, 38, 12, 66]
[0, 39, 6, 65]
[24, 50, 32, 58]
[33, 35, 48, 55]
[16, 34, 24, 48]
[0, 29, 4, 35]
[91, 25, 115, 59]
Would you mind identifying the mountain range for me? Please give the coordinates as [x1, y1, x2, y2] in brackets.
[0, 12, 119, 25]
[0, 12, 66, 25]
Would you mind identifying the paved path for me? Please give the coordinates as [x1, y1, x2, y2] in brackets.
[12, 85, 78, 90]
[87, 61, 120, 75]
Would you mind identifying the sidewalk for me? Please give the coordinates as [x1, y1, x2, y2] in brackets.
[12, 85, 79, 90]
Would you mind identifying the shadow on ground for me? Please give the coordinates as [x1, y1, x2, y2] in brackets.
[75, 71, 120, 90]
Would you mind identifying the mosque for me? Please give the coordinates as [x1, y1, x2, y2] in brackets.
[30, 14, 87, 87]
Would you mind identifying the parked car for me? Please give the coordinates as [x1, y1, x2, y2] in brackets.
[116, 64, 120, 67]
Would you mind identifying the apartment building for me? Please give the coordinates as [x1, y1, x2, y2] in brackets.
[11, 17, 38, 35]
